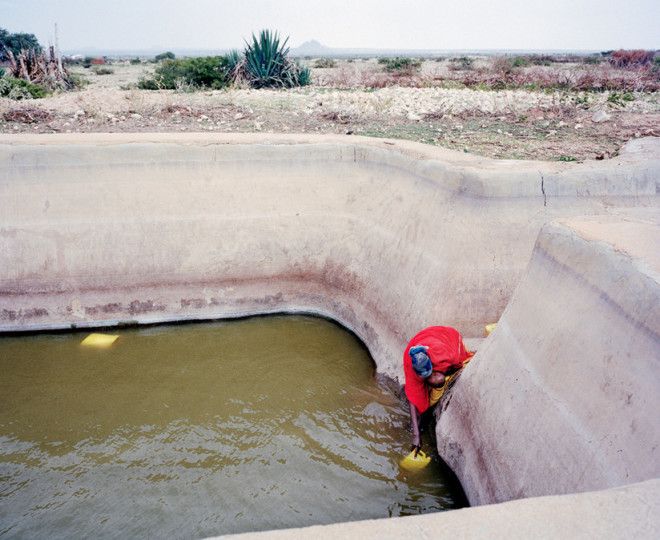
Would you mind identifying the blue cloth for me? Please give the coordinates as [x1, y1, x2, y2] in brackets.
[409, 345, 432, 378]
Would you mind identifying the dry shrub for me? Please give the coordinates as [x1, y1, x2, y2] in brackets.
[491, 57, 515, 76]
[446, 64, 659, 92]
[3, 106, 53, 123]
[319, 111, 352, 124]
[609, 50, 655, 68]
[161, 104, 195, 116]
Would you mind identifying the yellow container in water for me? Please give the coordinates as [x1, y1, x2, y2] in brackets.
[399, 449, 431, 471]
[80, 333, 119, 348]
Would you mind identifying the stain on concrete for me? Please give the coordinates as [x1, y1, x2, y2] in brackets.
[180, 298, 207, 309]
[1, 307, 48, 321]
[128, 300, 166, 315]
[85, 303, 124, 316]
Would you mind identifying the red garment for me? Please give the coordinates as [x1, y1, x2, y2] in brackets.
[403, 326, 470, 414]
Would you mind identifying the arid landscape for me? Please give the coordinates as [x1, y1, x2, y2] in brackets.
[2, 57, 658, 160]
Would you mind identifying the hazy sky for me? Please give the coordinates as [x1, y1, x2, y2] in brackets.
[2, 0, 658, 52]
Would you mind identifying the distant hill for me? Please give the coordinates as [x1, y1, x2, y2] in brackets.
[290, 40, 333, 56]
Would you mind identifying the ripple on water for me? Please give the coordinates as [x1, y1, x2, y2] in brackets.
[0, 315, 466, 538]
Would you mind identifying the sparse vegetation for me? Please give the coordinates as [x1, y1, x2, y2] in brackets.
[314, 58, 337, 68]
[378, 57, 422, 74]
[155, 51, 176, 62]
[448, 56, 474, 70]
[608, 49, 655, 68]
[607, 91, 635, 107]
[0, 76, 48, 99]
[92, 66, 114, 75]
[138, 56, 232, 90]
[3, 106, 52, 123]
[6, 52, 658, 162]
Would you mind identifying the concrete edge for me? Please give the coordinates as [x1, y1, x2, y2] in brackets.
[1, 133, 659, 198]
[211, 478, 660, 540]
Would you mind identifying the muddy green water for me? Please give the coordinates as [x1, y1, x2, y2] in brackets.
[0, 315, 466, 538]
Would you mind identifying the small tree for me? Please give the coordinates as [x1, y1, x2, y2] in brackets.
[0, 28, 42, 61]
[155, 51, 176, 62]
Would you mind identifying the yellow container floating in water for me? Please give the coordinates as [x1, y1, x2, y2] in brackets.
[80, 333, 119, 348]
[485, 323, 498, 336]
[399, 449, 431, 471]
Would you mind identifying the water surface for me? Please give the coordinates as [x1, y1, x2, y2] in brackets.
[0, 315, 465, 538]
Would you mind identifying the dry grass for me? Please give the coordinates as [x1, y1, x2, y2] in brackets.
[317, 57, 660, 92]
[1, 60, 658, 161]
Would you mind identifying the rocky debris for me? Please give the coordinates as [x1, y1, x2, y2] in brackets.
[592, 110, 612, 123]
[3, 107, 53, 123]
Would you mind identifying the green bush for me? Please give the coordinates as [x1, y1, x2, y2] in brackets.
[583, 55, 602, 65]
[130, 58, 141, 65]
[511, 56, 528, 68]
[137, 77, 160, 90]
[314, 58, 337, 68]
[155, 51, 176, 62]
[607, 91, 635, 107]
[92, 66, 114, 75]
[378, 57, 422, 74]
[138, 56, 231, 90]
[69, 72, 90, 88]
[241, 30, 310, 88]
[449, 56, 474, 70]
[0, 76, 48, 99]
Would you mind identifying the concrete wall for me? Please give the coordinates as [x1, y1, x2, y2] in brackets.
[2, 134, 659, 529]
[436, 216, 660, 504]
[2, 134, 658, 382]
[215, 479, 660, 540]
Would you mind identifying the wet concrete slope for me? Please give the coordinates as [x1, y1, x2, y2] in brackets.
[1, 133, 658, 381]
[436, 215, 660, 504]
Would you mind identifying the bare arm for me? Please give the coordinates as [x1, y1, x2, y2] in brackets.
[409, 400, 421, 453]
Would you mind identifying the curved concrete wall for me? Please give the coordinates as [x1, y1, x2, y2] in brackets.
[437, 216, 660, 504]
[1, 133, 659, 383]
[1, 134, 659, 520]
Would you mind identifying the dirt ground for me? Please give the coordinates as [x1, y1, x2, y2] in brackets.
[1, 60, 658, 161]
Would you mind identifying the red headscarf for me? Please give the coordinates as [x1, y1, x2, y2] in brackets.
[403, 326, 470, 413]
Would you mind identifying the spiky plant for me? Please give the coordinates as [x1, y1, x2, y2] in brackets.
[242, 29, 290, 88]
[238, 29, 311, 88]
[295, 63, 311, 86]
[226, 49, 242, 77]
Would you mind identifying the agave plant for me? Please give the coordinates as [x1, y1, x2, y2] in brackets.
[243, 30, 289, 88]
[240, 29, 310, 88]
[225, 49, 242, 78]
[296, 63, 311, 86]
